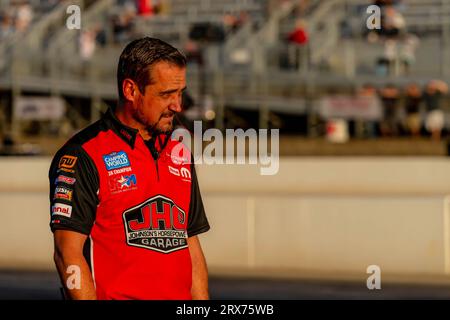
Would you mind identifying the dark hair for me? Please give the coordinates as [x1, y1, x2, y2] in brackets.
[117, 37, 186, 103]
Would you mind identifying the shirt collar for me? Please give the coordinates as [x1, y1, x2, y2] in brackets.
[103, 107, 139, 148]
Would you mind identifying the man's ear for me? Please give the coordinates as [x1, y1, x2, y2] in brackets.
[122, 79, 138, 102]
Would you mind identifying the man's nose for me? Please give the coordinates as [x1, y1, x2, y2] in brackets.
[169, 95, 183, 113]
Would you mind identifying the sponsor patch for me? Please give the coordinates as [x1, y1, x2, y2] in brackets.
[59, 155, 78, 169]
[109, 174, 137, 194]
[103, 151, 130, 171]
[167, 153, 190, 165]
[52, 203, 72, 218]
[168, 165, 191, 182]
[55, 175, 76, 185]
[122, 195, 188, 253]
[54, 187, 73, 201]
[107, 166, 132, 177]
[180, 167, 191, 181]
[168, 166, 180, 176]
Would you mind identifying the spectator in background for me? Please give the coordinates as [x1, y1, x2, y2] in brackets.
[288, 19, 308, 45]
[79, 29, 97, 62]
[14, 0, 33, 33]
[234, 11, 249, 33]
[223, 11, 249, 35]
[356, 84, 380, 139]
[183, 39, 203, 67]
[112, 2, 136, 44]
[379, 84, 400, 137]
[287, 19, 309, 71]
[382, 5, 406, 39]
[293, 0, 310, 17]
[0, 12, 14, 40]
[376, 39, 397, 76]
[403, 83, 423, 137]
[153, 0, 170, 15]
[399, 33, 420, 76]
[136, 0, 154, 17]
[424, 80, 448, 141]
[0, 132, 16, 155]
[79, 28, 97, 77]
[223, 13, 238, 34]
[370, 2, 418, 77]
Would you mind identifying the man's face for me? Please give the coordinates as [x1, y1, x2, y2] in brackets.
[132, 61, 186, 134]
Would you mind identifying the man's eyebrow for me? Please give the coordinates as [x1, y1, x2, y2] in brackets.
[159, 86, 187, 95]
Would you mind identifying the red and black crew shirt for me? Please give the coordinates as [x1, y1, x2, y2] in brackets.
[49, 108, 210, 300]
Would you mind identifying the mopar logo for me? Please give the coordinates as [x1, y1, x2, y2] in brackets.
[103, 151, 130, 170]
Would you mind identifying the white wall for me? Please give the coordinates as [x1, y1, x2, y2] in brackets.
[1, 157, 450, 284]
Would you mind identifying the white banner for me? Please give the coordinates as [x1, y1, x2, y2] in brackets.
[319, 95, 383, 121]
[14, 96, 66, 120]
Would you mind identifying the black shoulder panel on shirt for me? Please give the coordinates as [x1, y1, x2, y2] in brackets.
[65, 116, 108, 147]
[49, 118, 107, 235]
[187, 162, 210, 237]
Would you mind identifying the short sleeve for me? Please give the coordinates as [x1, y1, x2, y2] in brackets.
[49, 144, 99, 235]
[187, 163, 210, 237]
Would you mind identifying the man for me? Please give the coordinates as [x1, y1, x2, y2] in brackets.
[49, 37, 210, 300]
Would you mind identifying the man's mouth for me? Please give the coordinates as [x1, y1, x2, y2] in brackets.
[161, 112, 174, 119]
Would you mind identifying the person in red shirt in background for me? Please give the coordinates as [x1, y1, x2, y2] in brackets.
[288, 21, 308, 45]
[137, 0, 153, 16]
[287, 19, 309, 71]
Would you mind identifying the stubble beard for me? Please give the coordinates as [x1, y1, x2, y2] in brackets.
[133, 98, 175, 136]
[147, 119, 172, 136]
[135, 109, 174, 136]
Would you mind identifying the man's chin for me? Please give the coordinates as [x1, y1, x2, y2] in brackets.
[151, 124, 173, 135]
[146, 117, 175, 135]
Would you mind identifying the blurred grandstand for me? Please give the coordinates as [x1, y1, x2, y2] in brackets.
[0, 0, 449, 155]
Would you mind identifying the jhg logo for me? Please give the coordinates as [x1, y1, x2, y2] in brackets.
[366, 5, 381, 30]
[123, 195, 188, 253]
[366, 265, 381, 290]
[59, 155, 78, 169]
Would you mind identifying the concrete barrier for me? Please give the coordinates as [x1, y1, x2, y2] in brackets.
[1, 157, 450, 284]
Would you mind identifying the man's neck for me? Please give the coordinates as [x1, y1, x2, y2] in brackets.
[115, 105, 152, 140]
